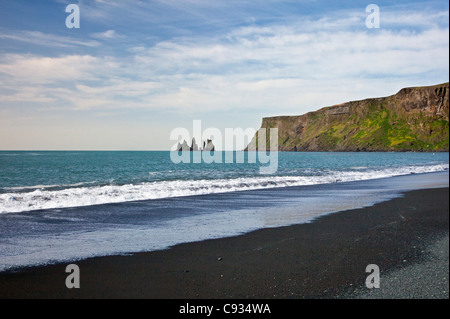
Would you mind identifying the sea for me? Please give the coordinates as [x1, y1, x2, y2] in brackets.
[0, 151, 448, 271]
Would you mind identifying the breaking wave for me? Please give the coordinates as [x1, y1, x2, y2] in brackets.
[0, 164, 447, 214]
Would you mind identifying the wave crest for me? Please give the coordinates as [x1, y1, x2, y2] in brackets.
[0, 164, 448, 214]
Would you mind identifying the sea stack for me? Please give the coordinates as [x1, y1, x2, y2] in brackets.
[176, 138, 215, 151]
[203, 139, 215, 152]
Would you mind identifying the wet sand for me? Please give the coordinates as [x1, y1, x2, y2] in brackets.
[0, 187, 448, 299]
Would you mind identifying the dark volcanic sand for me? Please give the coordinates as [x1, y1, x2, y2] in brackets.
[0, 187, 448, 299]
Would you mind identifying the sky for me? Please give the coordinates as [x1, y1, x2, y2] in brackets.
[0, 0, 448, 150]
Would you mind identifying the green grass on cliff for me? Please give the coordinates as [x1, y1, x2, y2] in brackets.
[332, 104, 449, 151]
[265, 101, 448, 152]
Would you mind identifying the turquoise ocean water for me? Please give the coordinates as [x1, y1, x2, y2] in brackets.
[1, 151, 448, 213]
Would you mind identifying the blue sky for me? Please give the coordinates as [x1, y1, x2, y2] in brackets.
[0, 0, 448, 150]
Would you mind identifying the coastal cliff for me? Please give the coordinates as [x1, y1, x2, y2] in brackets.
[247, 83, 449, 152]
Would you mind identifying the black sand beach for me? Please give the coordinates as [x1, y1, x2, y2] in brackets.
[0, 187, 448, 299]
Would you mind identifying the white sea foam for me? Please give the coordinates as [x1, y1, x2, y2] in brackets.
[0, 164, 448, 214]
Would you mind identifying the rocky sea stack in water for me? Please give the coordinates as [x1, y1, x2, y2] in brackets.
[247, 83, 449, 152]
[176, 138, 215, 152]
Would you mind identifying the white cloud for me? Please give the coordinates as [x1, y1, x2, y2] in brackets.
[0, 31, 100, 48]
[381, 7, 449, 28]
[90, 30, 123, 40]
[0, 54, 103, 85]
[0, 6, 448, 117]
[0, 87, 56, 103]
[76, 81, 158, 96]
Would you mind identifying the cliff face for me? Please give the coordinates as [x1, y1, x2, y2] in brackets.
[247, 83, 449, 152]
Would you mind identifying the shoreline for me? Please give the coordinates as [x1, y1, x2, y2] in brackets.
[0, 186, 448, 299]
